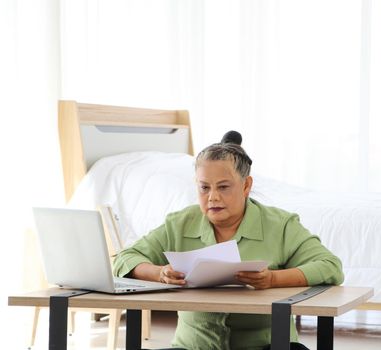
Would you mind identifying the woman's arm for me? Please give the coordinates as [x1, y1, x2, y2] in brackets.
[132, 262, 186, 285]
[113, 224, 169, 278]
[282, 215, 344, 286]
[131, 262, 162, 281]
[112, 223, 186, 285]
[236, 267, 307, 289]
[236, 213, 343, 289]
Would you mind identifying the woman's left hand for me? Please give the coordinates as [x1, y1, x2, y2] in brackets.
[235, 269, 273, 289]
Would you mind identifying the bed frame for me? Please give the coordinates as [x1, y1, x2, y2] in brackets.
[58, 100, 194, 201]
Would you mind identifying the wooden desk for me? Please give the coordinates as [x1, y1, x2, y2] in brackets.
[8, 285, 373, 350]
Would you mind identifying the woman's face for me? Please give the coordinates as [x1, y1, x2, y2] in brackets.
[196, 159, 252, 227]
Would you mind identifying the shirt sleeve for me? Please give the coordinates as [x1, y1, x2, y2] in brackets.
[112, 223, 170, 278]
[282, 215, 344, 286]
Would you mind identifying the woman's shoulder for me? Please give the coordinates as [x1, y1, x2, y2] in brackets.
[165, 204, 202, 222]
[249, 198, 299, 224]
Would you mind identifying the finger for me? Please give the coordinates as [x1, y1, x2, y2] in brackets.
[236, 278, 266, 289]
[165, 272, 186, 284]
[236, 274, 268, 284]
[165, 277, 187, 285]
[237, 271, 263, 278]
[169, 271, 186, 279]
[236, 276, 256, 284]
[236, 273, 264, 283]
[159, 266, 171, 283]
[163, 265, 185, 278]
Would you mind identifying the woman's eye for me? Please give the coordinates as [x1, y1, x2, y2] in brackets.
[219, 185, 229, 190]
[200, 186, 209, 192]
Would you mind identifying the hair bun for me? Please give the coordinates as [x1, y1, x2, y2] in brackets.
[221, 130, 242, 145]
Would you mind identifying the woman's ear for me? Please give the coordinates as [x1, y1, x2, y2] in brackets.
[243, 176, 253, 197]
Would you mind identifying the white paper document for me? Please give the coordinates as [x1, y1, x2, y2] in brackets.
[164, 241, 268, 288]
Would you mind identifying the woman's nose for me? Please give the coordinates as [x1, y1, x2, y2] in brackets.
[208, 188, 220, 201]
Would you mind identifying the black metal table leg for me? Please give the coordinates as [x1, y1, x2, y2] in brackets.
[49, 295, 69, 350]
[49, 291, 91, 350]
[126, 309, 142, 350]
[317, 316, 334, 350]
[270, 285, 332, 350]
[271, 302, 291, 350]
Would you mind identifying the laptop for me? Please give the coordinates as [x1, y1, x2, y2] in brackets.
[32, 207, 181, 294]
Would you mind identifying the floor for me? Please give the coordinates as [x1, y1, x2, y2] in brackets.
[8, 307, 381, 349]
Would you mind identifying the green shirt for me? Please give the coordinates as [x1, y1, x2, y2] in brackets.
[113, 199, 344, 350]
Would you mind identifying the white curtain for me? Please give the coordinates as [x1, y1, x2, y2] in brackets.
[0, 0, 63, 344]
[60, 0, 381, 192]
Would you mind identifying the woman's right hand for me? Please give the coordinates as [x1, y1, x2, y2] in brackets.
[159, 264, 187, 285]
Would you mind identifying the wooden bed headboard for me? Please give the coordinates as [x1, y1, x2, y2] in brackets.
[58, 100, 194, 202]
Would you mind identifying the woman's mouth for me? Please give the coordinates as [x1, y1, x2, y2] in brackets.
[208, 207, 225, 212]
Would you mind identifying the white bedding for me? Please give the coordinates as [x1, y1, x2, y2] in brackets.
[69, 152, 198, 247]
[69, 152, 381, 302]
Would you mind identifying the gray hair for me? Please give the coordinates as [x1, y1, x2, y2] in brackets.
[195, 143, 252, 178]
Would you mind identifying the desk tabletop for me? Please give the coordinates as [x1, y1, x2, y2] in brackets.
[8, 285, 373, 317]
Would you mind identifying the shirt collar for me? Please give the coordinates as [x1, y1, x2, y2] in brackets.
[184, 199, 263, 243]
[234, 199, 263, 242]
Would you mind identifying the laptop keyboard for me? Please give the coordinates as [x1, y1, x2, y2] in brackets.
[114, 282, 145, 289]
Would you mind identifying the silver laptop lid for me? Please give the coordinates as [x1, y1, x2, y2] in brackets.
[33, 207, 117, 293]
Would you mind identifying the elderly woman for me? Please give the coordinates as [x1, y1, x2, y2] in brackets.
[113, 133, 344, 350]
